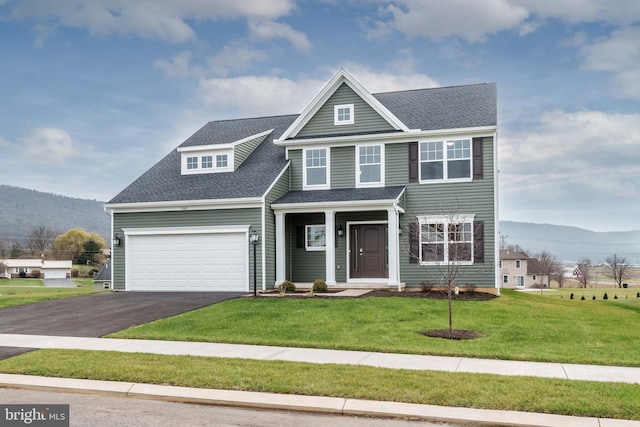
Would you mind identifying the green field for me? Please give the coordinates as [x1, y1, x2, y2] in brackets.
[0, 278, 97, 308]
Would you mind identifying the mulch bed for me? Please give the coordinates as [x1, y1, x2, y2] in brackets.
[421, 329, 484, 340]
[364, 289, 497, 301]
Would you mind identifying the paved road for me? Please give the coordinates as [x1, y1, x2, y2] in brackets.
[0, 292, 244, 360]
[0, 388, 458, 427]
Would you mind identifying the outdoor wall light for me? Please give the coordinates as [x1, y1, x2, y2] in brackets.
[249, 228, 260, 244]
[112, 236, 121, 247]
[337, 224, 344, 237]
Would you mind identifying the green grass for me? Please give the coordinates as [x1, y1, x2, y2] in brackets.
[0, 349, 638, 420]
[111, 290, 640, 366]
[0, 278, 97, 308]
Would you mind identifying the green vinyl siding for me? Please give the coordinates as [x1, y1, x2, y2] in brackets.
[331, 146, 355, 189]
[234, 133, 268, 169]
[112, 208, 262, 290]
[288, 149, 303, 191]
[297, 83, 394, 138]
[397, 136, 496, 288]
[263, 166, 290, 289]
[287, 213, 325, 282]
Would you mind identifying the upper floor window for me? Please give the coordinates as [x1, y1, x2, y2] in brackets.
[420, 139, 471, 182]
[216, 154, 228, 168]
[201, 155, 213, 169]
[304, 147, 330, 189]
[187, 156, 198, 170]
[334, 104, 354, 125]
[418, 215, 474, 265]
[516, 260, 521, 268]
[357, 144, 384, 187]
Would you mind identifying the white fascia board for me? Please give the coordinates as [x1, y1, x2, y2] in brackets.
[272, 198, 402, 214]
[177, 129, 274, 152]
[106, 197, 263, 213]
[275, 68, 409, 143]
[276, 126, 497, 148]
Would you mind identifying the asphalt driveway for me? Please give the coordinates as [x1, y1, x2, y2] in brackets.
[0, 292, 244, 359]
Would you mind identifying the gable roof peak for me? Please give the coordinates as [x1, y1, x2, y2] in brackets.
[275, 68, 410, 143]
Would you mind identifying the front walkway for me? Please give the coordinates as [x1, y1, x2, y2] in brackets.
[1, 334, 639, 385]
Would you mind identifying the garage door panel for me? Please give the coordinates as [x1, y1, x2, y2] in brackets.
[127, 232, 248, 292]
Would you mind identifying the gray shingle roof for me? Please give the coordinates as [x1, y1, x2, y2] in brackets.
[108, 115, 296, 204]
[108, 81, 496, 205]
[273, 186, 405, 205]
[373, 83, 497, 131]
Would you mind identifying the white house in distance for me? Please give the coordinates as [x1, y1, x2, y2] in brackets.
[0, 259, 72, 279]
[499, 250, 547, 289]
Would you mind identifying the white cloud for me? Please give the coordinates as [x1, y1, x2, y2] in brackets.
[512, 0, 640, 26]
[207, 42, 269, 77]
[248, 19, 312, 53]
[22, 127, 82, 163]
[198, 75, 325, 117]
[154, 51, 197, 78]
[0, 135, 10, 147]
[579, 26, 640, 98]
[372, 0, 530, 42]
[9, 0, 297, 44]
[341, 63, 439, 92]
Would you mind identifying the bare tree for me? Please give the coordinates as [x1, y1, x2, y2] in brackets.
[553, 269, 566, 288]
[534, 250, 562, 292]
[27, 226, 57, 256]
[409, 210, 485, 339]
[576, 258, 591, 288]
[0, 240, 10, 259]
[605, 254, 631, 288]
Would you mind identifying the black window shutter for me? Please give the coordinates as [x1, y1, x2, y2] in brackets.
[472, 137, 483, 180]
[296, 226, 304, 249]
[409, 142, 419, 183]
[474, 220, 484, 263]
[409, 221, 420, 263]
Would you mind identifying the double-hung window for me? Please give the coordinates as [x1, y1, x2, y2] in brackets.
[305, 225, 326, 251]
[357, 144, 383, 187]
[420, 139, 471, 182]
[418, 215, 474, 265]
[304, 148, 329, 189]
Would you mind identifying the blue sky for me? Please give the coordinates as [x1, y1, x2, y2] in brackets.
[1, 0, 639, 232]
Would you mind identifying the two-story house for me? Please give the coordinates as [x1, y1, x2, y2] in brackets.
[500, 250, 547, 289]
[105, 68, 498, 293]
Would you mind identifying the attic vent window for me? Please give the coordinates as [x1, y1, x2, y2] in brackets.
[334, 104, 354, 125]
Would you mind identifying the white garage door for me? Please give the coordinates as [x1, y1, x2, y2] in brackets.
[127, 231, 248, 291]
[44, 269, 68, 279]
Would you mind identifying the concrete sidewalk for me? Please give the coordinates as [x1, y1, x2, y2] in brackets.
[2, 333, 640, 384]
[1, 334, 639, 426]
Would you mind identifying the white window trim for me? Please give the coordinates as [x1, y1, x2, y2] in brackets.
[503, 275, 509, 284]
[181, 149, 233, 175]
[419, 138, 473, 184]
[303, 147, 330, 190]
[355, 143, 385, 188]
[417, 214, 475, 266]
[516, 275, 525, 288]
[334, 103, 354, 125]
[516, 260, 521, 268]
[201, 155, 213, 169]
[305, 224, 326, 251]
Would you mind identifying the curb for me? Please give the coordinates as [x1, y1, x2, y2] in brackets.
[1, 374, 638, 427]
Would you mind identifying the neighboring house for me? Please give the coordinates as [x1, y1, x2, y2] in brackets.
[105, 68, 498, 293]
[500, 250, 548, 288]
[93, 260, 111, 290]
[0, 259, 72, 279]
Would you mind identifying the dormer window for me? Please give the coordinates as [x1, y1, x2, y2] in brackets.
[187, 156, 198, 170]
[216, 154, 228, 168]
[201, 155, 213, 169]
[334, 104, 354, 125]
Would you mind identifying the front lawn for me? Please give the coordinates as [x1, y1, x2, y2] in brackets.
[0, 349, 638, 420]
[111, 290, 640, 367]
[0, 278, 97, 308]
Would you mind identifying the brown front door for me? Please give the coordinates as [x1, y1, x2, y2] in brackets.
[349, 224, 388, 279]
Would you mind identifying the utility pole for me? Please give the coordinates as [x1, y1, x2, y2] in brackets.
[499, 233, 509, 250]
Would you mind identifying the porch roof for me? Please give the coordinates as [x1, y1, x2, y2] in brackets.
[272, 186, 405, 212]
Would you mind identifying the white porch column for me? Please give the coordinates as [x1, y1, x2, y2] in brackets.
[274, 212, 286, 287]
[387, 207, 400, 290]
[325, 210, 336, 286]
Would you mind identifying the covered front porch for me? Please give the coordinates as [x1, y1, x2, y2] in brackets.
[271, 187, 405, 290]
